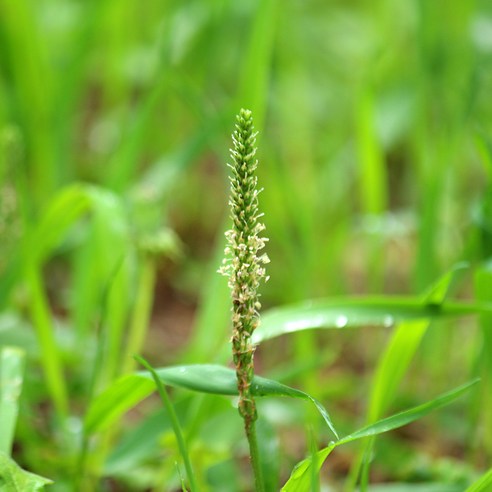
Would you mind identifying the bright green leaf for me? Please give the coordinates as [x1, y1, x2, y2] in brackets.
[254, 297, 490, 344]
[466, 467, 492, 492]
[281, 380, 479, 492]
[0, 452, 52, 491]
[85, 364, 338, 439]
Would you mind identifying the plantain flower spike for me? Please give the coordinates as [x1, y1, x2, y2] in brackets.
[219, 108, 269, 425]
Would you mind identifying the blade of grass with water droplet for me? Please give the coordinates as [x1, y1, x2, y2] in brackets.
[253, 296, 488, 345]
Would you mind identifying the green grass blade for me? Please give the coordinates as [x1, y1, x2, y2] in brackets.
[122, 257, 156, 375]
[339, 379, 479, 445]
[0, 347, 25, 455]
[367, 320, 428, 423]
[422, 262, 468, 303]
[84, 373, 155, 434]
[0, 0, 57, 206]
[356, 87, 387, 216]
[253, 297, 488, 344]
[85, 364, 337, 439]
[352, 263, 468, 490]
[183, 218, 231, 364]
[466, 468, 492, 492]
[29, 184, 91, 262]
[25, 264, 69, 420]
[135, 355, 199, 492]
[281, 380, 479, 492]
[238, 0, 279, 128]
[22, 183, 133, 419]
[474, 265, 492, 455]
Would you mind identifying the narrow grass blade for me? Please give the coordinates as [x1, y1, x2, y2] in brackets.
[0, 452, 52, 490]
[28, 184, 92, 263]
[422, 262, 468, 303]
[352, 263, 468, 490]
[25, 265, 69, 420]
[474, 265, 492, 454]
[253, 297, 489, 344]
[183, 218, 231, 364]
[281, 380, 479, 492]
[238, 0, 278, 128]
[356, 88, 387, 216]
[368, 319, 428, 422]
[84, 373, 154, 434]
[122, 257, 156, 375]
[85, 364, 337, 439]
[0, 347, 25, 455]
[24, 183, 133, 417]
[466, 467, 492, 492]
[135, 355, 198, 492]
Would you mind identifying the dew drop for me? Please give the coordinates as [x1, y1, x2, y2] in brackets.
[335, 315, 348, 328]
[284, 320, 308, 332]
[179, 367, 187, 373]
[383, 315, 394, 328]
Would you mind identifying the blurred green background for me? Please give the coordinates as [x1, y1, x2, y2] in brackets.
[1, 0, 492, 490]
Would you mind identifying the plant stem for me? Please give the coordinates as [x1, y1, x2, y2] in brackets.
[219, 109, 269, 492]
[122, 254, 155, 374]
[136, 355, 199, 492]
[245, 420, 265, 492]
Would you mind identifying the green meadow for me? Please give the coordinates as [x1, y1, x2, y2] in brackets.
[1, 1, 492, 490]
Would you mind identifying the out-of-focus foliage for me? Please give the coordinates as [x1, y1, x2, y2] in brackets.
[1, 0, 492, 490]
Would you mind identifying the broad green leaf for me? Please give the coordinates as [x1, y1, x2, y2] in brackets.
[85, 364, 337, 439]
[466, 467, 492, 492]
[281, 380, 479, 492]
[254, 297, 489, 344]
[0, 347, 25, 455]
[0, 452, 52, 491]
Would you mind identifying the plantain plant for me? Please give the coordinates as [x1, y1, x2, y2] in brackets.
[218, 108, 270, 491]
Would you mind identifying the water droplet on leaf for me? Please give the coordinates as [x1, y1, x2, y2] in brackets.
[335, 315, 348, 328]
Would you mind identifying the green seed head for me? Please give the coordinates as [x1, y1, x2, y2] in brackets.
[219, 108, 269, 422]
[219, 109, 269, 325]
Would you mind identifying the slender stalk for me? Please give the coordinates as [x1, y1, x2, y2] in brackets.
[219, 109, 269, 492]
[245, 420, 263, 492]
[25, 262, 68, 422]
[122, 254, 156, 374]
[135, 355, 199, 492]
